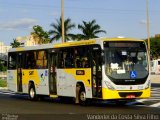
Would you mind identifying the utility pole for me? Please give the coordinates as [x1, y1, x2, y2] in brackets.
[146, 0, 150, 54]
[146, 0, 151, 70]
[61, 0, 65, 43]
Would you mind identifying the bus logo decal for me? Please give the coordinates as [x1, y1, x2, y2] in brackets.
[29, 71, 34, 75]
[45, 70, 48, 76]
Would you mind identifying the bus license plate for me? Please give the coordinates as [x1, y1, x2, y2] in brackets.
[126, 95, 135, 98]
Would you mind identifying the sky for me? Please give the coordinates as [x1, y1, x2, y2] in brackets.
[0, 0, 160, 45]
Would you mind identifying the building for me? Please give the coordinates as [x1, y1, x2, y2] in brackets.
[16, 35, 40, 46]
[0, 42, 10, 69]
[0, 42, 11, 55]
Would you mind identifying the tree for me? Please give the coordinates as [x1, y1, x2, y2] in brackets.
[10, 39, 20, 48]
[150, 37, 160, 59]
[31, 25, 50, 44]
[49, 17, 76, 42]
[77, 19, 106, 40]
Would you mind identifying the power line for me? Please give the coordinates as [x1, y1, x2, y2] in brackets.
[0, 1, 159, 14]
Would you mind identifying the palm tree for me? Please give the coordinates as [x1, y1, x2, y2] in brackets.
[49, 17, 76, 42]
[31, 25, 50, 44]
[77, 19, 106, 40]
[10, 39, 20, 48]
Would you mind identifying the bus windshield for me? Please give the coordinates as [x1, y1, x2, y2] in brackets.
[104, 41, 148, 80]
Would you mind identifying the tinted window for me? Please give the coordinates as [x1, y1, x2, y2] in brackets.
[8, 52, 17, 70]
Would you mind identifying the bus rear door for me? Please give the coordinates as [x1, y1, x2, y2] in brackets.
[48, 50, 57, 95]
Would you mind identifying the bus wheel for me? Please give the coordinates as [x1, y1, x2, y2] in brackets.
[79, 88, 87, 106]
[29, 85, 37, 101]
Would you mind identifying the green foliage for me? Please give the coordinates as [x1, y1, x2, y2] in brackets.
[12, 18, 107, 44]
[10, 39, 20, 48]
[1, 66, 7, 71]
[49, 17, 76, 42]
[150, 37, 160, 59]
[77, 19, 106, 40]
[0, 79, 7, 87]
[0, 61, 7, 72]
[31, 25, 51, 44]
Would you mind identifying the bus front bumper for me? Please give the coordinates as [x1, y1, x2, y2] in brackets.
[102, 87, 151, 100]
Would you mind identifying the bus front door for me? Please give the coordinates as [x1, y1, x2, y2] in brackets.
[17, 53, 23, 92]
[49, 52, 57, 95]
[92, 46, 102, 98]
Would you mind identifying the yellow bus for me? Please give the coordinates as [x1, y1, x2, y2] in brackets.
[7, 38, 150, 105]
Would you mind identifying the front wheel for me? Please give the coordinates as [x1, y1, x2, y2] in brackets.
[28, 85, 37, 101]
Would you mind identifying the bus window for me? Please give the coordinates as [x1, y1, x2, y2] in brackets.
[36, 51, 48, 69]
[25, 52, 36, 69]
[57, 51, 64, 68]
[65, 51, 74, 68]
[8, 52, 17, 70]
[58, 48, 74, 68]
[74, 46, 90, 68]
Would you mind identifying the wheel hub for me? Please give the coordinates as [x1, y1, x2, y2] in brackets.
[80, 91, 86, 101]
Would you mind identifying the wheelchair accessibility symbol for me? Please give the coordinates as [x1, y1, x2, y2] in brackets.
[130, 71, 137, 79]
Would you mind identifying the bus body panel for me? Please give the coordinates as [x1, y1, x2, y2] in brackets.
[56, 68, 92, 98]
[7, 70, 17, 92]
[22, 69, 49, 95]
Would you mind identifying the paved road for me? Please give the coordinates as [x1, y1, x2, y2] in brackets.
[0, 74, 159, 120]
[0, 84, 160, 120]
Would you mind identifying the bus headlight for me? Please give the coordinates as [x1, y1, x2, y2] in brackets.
[145, 80, 150, 89]
[104, 81, 115, 90]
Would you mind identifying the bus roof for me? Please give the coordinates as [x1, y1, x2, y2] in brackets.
[8, 37, 145, 52]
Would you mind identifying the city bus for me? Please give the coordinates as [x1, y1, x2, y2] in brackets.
[7, 37, 150, 105]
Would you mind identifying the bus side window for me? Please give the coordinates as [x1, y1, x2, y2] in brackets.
[8, 52, 17, 70]
[36, 51, 48, 69]
[74, 46, 90, 68]
[57, 51, 64, 68]
[26, 52, 36, 69]
[58, 48, 74, 68]
[65, 48, 74, 68]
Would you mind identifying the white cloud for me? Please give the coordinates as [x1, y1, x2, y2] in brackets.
[0, 18, 38, 30]
[140, 20, 147, 25]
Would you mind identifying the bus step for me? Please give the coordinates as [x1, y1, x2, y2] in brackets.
[50, 94, 58, 98]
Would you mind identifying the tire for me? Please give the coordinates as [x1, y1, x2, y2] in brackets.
[28, 84, 37, 101]
[79, 88, 88, 106]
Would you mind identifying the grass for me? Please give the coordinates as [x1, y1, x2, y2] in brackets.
[0, 78, 7, 87]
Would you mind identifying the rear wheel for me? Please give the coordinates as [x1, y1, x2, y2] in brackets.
[29, 84, 37, 100]
[79, 88, 88, 106]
